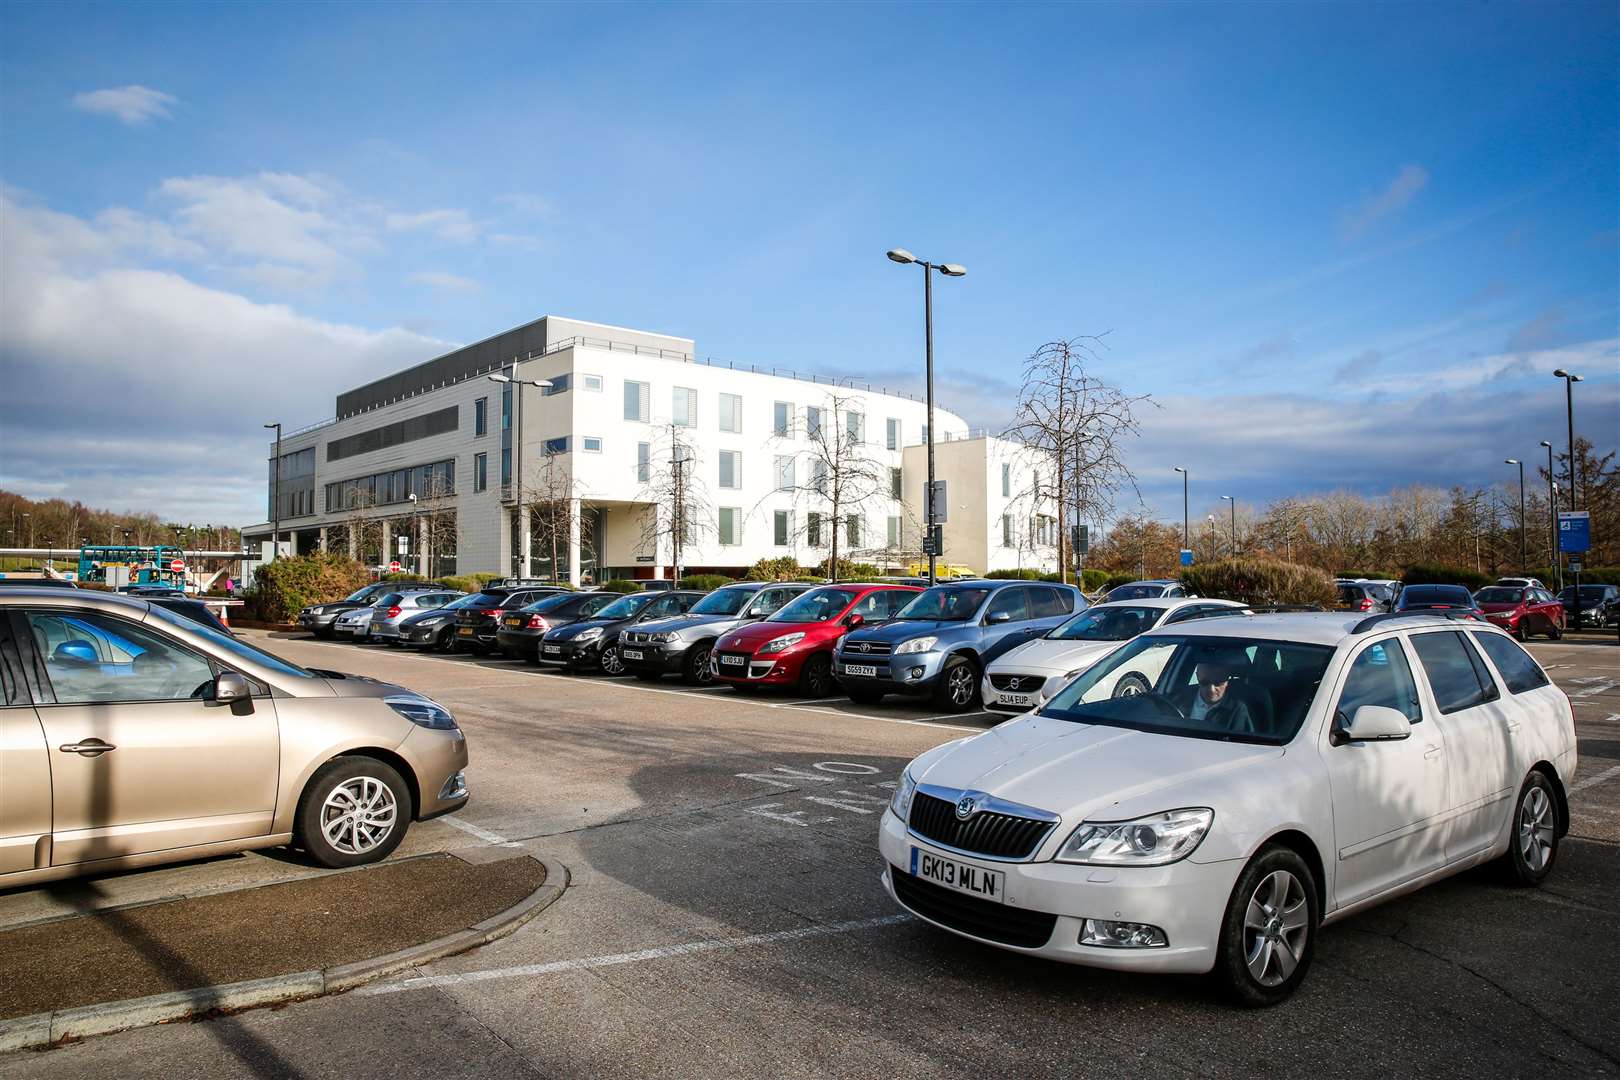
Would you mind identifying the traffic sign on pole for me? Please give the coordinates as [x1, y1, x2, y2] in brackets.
[169, 559, 185, 573]
[1180, 549, 1194, 567]
[388, 560, 401, 573]
[1558, 511, 1591, 553]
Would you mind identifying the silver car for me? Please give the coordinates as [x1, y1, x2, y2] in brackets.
[370, 590, 466, 643]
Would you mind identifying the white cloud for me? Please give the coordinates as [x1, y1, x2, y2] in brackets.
[385, 208, 484, 243]
[407, 271, 480, 293]
[1341, 164, 1430, 241]
[70, 85, 177, 125]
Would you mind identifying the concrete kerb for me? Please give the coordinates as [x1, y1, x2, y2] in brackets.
[0, 855, 569, 1054]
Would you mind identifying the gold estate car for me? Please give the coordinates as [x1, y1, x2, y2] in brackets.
[0, 588, 469, 888]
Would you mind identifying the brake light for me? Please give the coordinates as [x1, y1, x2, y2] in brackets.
[386, 606, 402, 619]
[1359, 597, 1375, 612]
[527, 615, 550, 630]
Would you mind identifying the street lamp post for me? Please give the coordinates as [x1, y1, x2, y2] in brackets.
[1504, 459, 1526, 575]
[487, 367, 553, 578]
[1206, 514, 1216, 559]
[1540, 440, 1559, 591]
[887, 248, 965, 586]
[1173, 467, 1189, 555]
[1552, 368, 1584, 596]
[264, 422, 282, 561]
[1220, 495, 1235, 558]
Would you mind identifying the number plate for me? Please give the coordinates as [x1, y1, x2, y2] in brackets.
[458, 627, 474, 636]
[504, 617, 523, 627]
[996, 692, 1032, 707]
[910, 848, 1005, 901]
[720, 654, 745, 666]
[543, 644, 562, 654]
[621, 648, 644, 660]
[844, 663, 879, 678]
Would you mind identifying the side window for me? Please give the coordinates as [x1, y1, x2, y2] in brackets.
[648, 594, 687, 617]
[1336, 639, 1423, 724]
[1409, 631, 1499, 714]
[1163, 604, 1206, 625]
[848, 592, 886, 620]
[985, 587, 1030, 623]
[1030, 587, 1070, 618]
[1473, 633, 1551, 695]
[580, 595, 614, 617]
[24, 610, 216, 705]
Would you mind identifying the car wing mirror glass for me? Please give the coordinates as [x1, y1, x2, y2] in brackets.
[986, 610, 1012, 624]
[211, 671, 254, 714]
[1333, 704, 1411, 745]
[842, 613, 864, 629]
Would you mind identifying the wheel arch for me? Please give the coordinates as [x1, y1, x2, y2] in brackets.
[947, 647, 983, 671]
[328, 746, 422, 820]
[1256, 828, 1328, 913]
[1530, 760, 1570, 838]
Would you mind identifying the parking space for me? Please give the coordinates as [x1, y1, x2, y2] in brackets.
[6, 631, 1618, 1079]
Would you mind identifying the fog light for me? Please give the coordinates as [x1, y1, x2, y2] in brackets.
[438, 771, 468, 801]
[1080, 919, 1167, 949]
[908, 666, 925, 680]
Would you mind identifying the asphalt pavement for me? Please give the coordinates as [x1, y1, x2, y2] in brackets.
[4, 630, 1617, 1079]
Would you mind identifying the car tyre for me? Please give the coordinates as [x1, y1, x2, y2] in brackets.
[1513, 622, 1527, 641]
[1499, 770, 1559, 887]
[798, 653, 834, 696]
[600, 644, 625, 675]
[1111, 672, 1152, 698]
[932, 656, 979, 713]
[1547, 619, 1562, 641]
[1214, 844, 1318, 1007]
[682, 643, 715, 686]
[295, 757, 413, 869]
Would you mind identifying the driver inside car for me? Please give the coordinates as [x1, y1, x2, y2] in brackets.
[1179, 655, 1266, 734]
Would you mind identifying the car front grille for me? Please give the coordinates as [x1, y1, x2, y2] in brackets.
[989, 673, 1044, 692]
[842, 640, 892, 656]
[890, 868, 1057, 949]
[909, 792, 1055, 860]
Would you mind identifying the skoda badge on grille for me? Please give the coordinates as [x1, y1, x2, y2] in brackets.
[955, 795, 979, 821]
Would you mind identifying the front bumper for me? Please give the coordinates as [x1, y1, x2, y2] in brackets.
[298, 610, 341, 631]
[621, 641, 688, 674]
[495, 627, 545, 655]
[538, 637, 605, 669]
[877, 808, 1235, 974]
[400, 724, 472, 819]
[833, 649, 947, 696]
[401, 620, 453, 645]
[711, 647, 805, 685]
[981, 671, 1065, 713]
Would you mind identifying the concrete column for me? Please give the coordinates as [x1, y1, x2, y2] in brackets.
[567, 499, 583, 587]
[380, 520, 391, 573]
[416, 516, 427, 578]
[517, 505, 532, 579]
[318, 527, 329, 553]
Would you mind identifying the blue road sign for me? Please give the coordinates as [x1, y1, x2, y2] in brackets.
[1180, 548, 1194, 567]
[1558, 511, 1591, 554]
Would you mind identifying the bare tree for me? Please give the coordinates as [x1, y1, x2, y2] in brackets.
[522, 450, 594, 582]
[762, 392, 892, 578]
[1004, 336, 1152, 583]
[635, 423, 711, 580]
[415, 470, 458, 578]
[341, 489, 385, 567]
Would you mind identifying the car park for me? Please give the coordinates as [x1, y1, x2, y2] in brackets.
[539, 589, 704, 673]
[0, 587, 471, 886]
[1395, 584, 1485, 620]
[1474, 585, 1564, 640]
[297, 582, 396, 638]
[621, 582, 814, 685]
[1557, 583, 1620, 628]
[879, 610, 1575, 1005]
[835, 580, 1084, 712]
[494, 590, 620, 660]
[1335, 580, 1394, 613]
[982, 598, 1248, 713]
[711, 583, 921, 695]
[369, 589, 465, 644]
[1105, 579, 1190, 602]
[453, 585, 569, 654]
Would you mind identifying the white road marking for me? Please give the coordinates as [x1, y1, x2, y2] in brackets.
[744, 803, 834, 827]
[360, 914, 912, 996]
[1571, 764, 1620, 795]
[735, 765, 839, 787]
[1573, 679, 1619, 698]
[439, 815, 516, 846]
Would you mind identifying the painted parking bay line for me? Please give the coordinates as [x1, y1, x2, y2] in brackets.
[360, 913, 912, 996]
[1571, 763, 1620, 796]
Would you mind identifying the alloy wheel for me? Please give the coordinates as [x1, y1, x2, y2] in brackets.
[947, 664, 975, 706]
[601, 645, 624, 675]
[690, 644, 714, 684]
[1242, 869, 1309, 987]
[1517, 784, 1555, 872]
[319, 776, 398, 856]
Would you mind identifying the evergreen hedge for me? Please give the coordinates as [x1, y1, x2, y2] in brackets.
[246, 554, 370, 622]
[1180, 557, 1337, 608]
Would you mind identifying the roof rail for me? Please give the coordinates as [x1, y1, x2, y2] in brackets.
[1351, 610, 1480, 634]
[1245, 604, 1329, 614]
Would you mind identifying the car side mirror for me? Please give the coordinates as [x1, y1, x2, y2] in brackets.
[212, 671, 254, 714]
[986, 611, 1012, 624]
[842, 613, 865, 629]
[1331, 704, 1411, 746]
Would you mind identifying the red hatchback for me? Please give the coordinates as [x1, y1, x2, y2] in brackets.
[1474, 585, 1565, 641]
[711, 583, 921, 695]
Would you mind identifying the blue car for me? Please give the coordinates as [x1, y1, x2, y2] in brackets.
[834, 580, 1085, 712]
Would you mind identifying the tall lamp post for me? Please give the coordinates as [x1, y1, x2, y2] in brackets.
[487, 367, 552, 578]
[1540, 440, 1559, 591]
[887, 248, 966, 586]
[1173, 467, 1189, 556]
[1220, 494, 1236, 558]
[1552, 368, 1584, 596]
[264, 422, 282, 561]
[1504, 458, 1526, 575]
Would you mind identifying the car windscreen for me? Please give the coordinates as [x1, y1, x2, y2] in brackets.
[1474, 587, 1525, 604]
[465, 592, 508, 608]
[769, 587, 859, 622]
[146, 603, 317, 681]
[1040, 633, 1334, 745]
[688, 588, 753, 616]
[894, 586, 992, 621]
[595, 593, 654, 621]
[526, 592, 582, 613]
[344, 584, 385, 602]
[1106, 584, 1161, 602]
[1048, 605, 1162, 641]
[1400, 586, 1473, 607]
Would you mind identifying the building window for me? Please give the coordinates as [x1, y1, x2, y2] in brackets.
[811, 459, 828, 495]
[806, 406, 825, 440]
[845, 411, 863, 444]
[774, 510, 791, 546]
[846, 515, 861, 548]
[636, 442, 650, 483]
[890, 467, 902, 500]
[582, 436, 603, 453]
[886, 417, 900, 451]
[920, 423, 929, 446]
[718, 507, 740, 546]
[772, 401, 792, 437]
[502, 384, 513, 431]
[543, 436, 570, 454]
[583, 374, 603, 392]
[673, 386, 697, 428]
[720, 393, 742, 433]
[887, 516, 900, 547]
[807, 512, 822, 547]
[624, 380, 650, 422]
[1002, 513, 1012, 547]
[474, 453, 487, 492]
[500, 447, 511, 486]
[775, 455, 795, 492]
[1002, 463, 1011, 498]
[474, 397, 488, 437]
[719, 450, 741, 489]
[542, 373, 572, 396]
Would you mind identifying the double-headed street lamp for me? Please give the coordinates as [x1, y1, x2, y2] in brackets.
[1504, 458, 1526, 575]
[1220, 494, 1236, 558]
[886, 248, 965, 586]
[487, 367, 552, 577]
[1551, 369, 1583, 509]
[264, 422, 282, 561]
[1540, 440, 1559, 590]
[1173, 467, 1189, 554]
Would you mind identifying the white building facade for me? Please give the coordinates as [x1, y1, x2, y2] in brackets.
[244, 316, 1057, 584]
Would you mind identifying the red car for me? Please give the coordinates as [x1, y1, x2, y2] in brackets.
[711, 583, 921, 695]
[1473, 585, 1565, 641]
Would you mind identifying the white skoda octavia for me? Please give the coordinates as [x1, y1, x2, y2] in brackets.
[879, 612, 1577, 1005]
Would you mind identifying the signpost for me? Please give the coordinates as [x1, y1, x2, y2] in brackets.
[169, 559, 185, 573]
[1558, 511, 1591, 553]
[388, 560, 401, 573]
[1180, 549, 1194, 567]
[921, 524, 943, 558]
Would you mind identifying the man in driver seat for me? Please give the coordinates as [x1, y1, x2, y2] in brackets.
[1183, 653, 1267, 734]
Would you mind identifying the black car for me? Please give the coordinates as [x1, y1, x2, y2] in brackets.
[297, 581, 396, 637]
[1394, 584, 1484, 620]
[397, 592, 487, 651]
[495, 591, 620, 660]
[1558, 583, 1620, 627]
[538, 590, 704, 674]
[452, 586, 568, 653]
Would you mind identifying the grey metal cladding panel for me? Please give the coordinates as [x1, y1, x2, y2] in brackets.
[335, 317, 551, 416]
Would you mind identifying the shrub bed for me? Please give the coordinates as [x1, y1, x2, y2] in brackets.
[678, 574, 734, 591]
[1180, 557, 1337, 608]
[246, 554, 370, 623]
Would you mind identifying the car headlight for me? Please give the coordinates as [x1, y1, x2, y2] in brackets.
[891, 768, 918, 820]
[1055, 808, 1213, 866]
[385, 694, 459, 730]
[894, 636, 937, 655]
[652, 632, 680, 643]
[574, 626, 604, 642]
[760, 632, 805, 654]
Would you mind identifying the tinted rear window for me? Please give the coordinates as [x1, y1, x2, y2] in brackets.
[1400, 586, 1473, 607]
[1410, 631, 1499, 713]
[1473, 633, 1551, 694]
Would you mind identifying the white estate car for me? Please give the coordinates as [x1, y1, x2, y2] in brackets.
[881, 611, 1576, 1006]
[982, 598, 1248, 712]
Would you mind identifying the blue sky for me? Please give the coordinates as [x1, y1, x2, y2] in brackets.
[1, 1, 1615, 527]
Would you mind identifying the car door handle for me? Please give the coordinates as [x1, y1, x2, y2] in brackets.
[59, 739, 117, 757]
[1505, 721, 1522, 735]
[1424, 744, 1443, 759]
